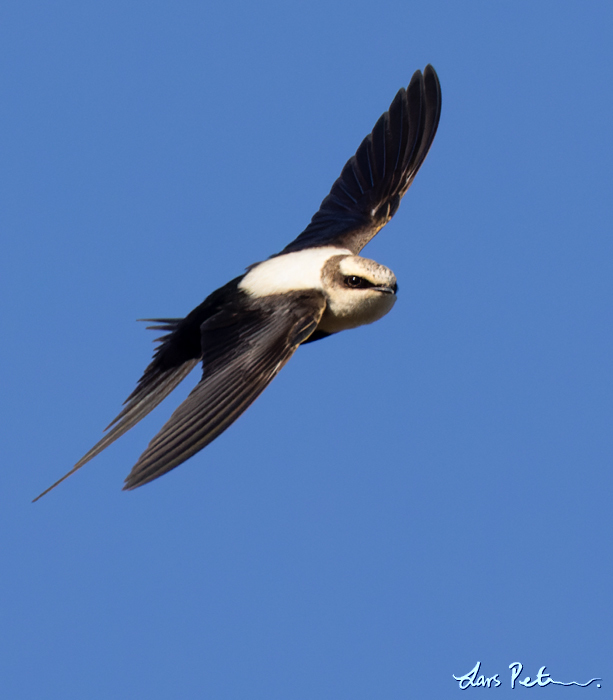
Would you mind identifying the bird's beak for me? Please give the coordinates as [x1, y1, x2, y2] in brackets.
[372, 285, 397, 295]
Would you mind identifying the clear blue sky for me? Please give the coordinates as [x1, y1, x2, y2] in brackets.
[1, 2, 612, 698]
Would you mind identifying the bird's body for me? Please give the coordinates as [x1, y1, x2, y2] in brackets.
[34, 65, 441, 501]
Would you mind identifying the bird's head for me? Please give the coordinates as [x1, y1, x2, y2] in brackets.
[319, 255, 397, 332]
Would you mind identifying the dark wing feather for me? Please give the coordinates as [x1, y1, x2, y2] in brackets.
[32, 279, 244, 502]
[281, 65, 441, 255]
[32, 325, 200, 502]
[123, 291, 326, 490]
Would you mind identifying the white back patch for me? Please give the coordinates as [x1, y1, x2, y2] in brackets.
[239, 247, 351, 297]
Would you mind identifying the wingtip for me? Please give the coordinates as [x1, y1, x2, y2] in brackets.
[122, 474, 153, 492]
[408, 65, 440, 98]
[423, 64, 442, 109]
[122, 465, 163, 491]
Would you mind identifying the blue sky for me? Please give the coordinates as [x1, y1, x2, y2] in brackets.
[1, 1, 612, 698]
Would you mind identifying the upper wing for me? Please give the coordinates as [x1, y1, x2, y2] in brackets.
[281, 65, 441, 256]
[123, 290, 326, 490]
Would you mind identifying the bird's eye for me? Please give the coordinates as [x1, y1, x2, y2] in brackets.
[344, 275, 371, 288]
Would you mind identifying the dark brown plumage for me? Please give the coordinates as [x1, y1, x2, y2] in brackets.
[33, 65, 441, 501]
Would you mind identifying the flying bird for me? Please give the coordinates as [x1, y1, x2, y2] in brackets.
[34, 65, 441, 501]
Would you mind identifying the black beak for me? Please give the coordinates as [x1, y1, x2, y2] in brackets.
[372, 285, 397, 295]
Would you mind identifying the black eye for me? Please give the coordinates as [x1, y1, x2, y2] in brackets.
[344, 275, 372, 289]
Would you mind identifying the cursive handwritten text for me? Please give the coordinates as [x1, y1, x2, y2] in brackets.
[452, 661, 601, 690]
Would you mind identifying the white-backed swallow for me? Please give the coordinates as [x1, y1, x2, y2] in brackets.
[34, 65, 441, 500]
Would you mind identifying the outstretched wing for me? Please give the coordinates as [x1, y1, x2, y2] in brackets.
[32, 279, 243, 502]
[123, 290, 326, 490]
[32, 357, 200, 502]
[281, 65, 441, 256]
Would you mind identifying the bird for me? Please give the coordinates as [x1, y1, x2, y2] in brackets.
[33, 65, 441, 501]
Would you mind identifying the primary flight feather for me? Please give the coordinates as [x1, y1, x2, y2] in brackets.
[34, 65, 441, 501]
